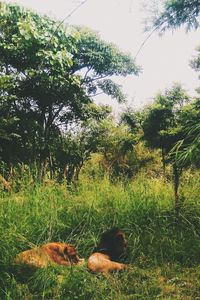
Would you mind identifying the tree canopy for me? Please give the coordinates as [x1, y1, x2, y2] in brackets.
[142, 83, 189, 153]
[0, 2, 139, 181]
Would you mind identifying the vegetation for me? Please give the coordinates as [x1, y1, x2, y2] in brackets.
[1, 173, 200, 299]
[0, 2, 139, 185]
[150, 0, 200, 174]
[151, 0, 200, 32]
[1, 1, 200, 299]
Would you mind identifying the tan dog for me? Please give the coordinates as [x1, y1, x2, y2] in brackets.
[88, 228, 128, 273]
[15, 242, 84, 268]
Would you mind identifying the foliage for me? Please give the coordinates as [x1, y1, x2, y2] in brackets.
[145, 0, 200, 171]
[94, 120, 137, 179]
[120, 108, 144, 133]
[0, 2, 139, 182]
[142, 84, 191, 212]
[151, 0, 200, 32]
[142, 83, 189, 156]
[54, 104, 112, 184]
[172, 99, 200, 166]
[170, 44, 200, 167]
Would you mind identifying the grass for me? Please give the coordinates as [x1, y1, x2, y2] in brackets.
[1, 173, 200, 299]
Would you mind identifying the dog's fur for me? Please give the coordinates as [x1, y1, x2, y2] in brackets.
[15, 242, 84, 268]
[88, 228, 128, 273]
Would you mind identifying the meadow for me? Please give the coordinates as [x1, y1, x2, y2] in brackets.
[1, 172, 200, 299]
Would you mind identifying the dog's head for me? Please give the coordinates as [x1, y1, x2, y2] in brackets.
[63, 244, 84, 265]
[97, 228, 128, 259]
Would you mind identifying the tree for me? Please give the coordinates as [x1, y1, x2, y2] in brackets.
[95, 120, 137, 180]
[169, 44, 200, 168]
[54, 104, 112, 185]
[142, 84, 190, 214]
[146, 0, 200, 185]
[0, 2, 86, 178]
[0, 2, 139, 180]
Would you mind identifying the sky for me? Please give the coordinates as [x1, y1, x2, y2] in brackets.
[4, 0, 200, 114]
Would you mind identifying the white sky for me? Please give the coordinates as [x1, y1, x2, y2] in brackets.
[4, 0, 200, 114]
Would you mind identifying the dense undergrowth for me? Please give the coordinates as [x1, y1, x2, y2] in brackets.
[1, 173, 200, 299]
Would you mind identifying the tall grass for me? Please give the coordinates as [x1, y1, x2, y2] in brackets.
[1, 173, 200, 299]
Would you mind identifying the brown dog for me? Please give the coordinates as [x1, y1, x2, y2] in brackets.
[88, 228, 128, 273]
[15, 242, 84, 268]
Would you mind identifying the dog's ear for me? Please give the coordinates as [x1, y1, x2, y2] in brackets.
[64, 245, 80, 264]
[64, 245, 77, 256]
[63, 246, 69, 256]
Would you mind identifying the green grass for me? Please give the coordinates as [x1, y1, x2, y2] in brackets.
[1, 174, 200, 299]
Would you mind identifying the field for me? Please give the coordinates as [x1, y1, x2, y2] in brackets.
[1, 173, 200, 299]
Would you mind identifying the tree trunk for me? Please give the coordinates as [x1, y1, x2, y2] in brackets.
[39, 147, 49, 181]
[66, 165, 75, 186]
[49, 154, 53, 180]
[64, 163, 83, 190]
[38, 105, 52, 181]
[74, 161, 83, 182]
